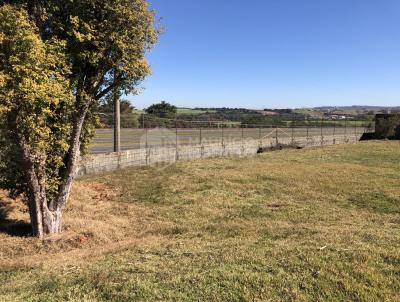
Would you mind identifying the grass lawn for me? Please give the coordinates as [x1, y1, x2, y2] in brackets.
[0, 141, 399, 301]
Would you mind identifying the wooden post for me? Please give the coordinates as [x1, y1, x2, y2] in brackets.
[333, 120, 336, 144]
[113, 89, 121, 153]
[145, 126, 149, 165]
[221, 126, 224, 156]
[200, 125, 204, 158]
[320, 118, 323, 146]
[241, 127, 244, 155]
[354, 120, 357, 139]
[175, 120, 178, 161]
[199, 125, 202, 145]
[291, 115, 294, 146]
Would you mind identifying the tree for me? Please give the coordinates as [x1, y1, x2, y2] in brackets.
[145, 101, 177, 118]
[98, 96, 136, 115]
[98, 96, 140, 128]
[0, 1, 158, 237]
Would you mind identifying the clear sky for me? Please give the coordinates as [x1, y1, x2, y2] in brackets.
[130, 0, 400, 109]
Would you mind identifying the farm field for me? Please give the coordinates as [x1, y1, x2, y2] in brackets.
[0, 141, 399, 301]
[91, 126, 368, 153]
[176, 108, 217, 115]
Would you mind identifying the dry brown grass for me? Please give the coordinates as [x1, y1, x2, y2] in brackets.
[0, 141, 399, 301]
[0, 182, 168, 268]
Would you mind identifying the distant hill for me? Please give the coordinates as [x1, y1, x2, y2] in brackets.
[313, 106, 400, 111]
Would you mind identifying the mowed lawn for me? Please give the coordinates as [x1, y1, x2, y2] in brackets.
[0, 141, 399, 301]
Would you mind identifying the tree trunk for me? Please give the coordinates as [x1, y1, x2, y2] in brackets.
[13, 125, 66, 238]
[27, 195, 63, 237]
[56, 104, 90, 211]
[42, 207, 63, 235]
[10, 90, 93, 237]
[27, 192, 43, 237]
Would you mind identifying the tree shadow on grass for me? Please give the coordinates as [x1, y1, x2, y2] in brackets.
[0, 198, 32, 237]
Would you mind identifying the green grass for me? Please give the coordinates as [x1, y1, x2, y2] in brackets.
[1, 141, 399, 301]
[293, 108, 325, 118]
[176, 108, 217, 115]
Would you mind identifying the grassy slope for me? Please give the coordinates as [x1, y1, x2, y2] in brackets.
[1, 141, 399, 301]
[176, 108, 217, 115]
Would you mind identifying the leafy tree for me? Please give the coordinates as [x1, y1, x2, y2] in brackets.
[98, 94, 136, 115]
[145, 101, 177, 118]
[0, 1, 158, 237]
[97, 96, 140, 128]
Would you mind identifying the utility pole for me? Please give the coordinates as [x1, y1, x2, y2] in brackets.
[113, 87, 121, 153]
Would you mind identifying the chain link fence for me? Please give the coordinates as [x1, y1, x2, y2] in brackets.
[91, 114, 374, 154]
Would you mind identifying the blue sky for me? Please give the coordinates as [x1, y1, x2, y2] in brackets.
[130, 0, 400, 109]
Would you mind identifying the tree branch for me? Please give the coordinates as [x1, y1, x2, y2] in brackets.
[94, 75, 124, 100]
[55, 96, 93, 211]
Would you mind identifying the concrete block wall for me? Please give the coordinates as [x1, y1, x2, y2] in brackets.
[77, 133, 362, 176]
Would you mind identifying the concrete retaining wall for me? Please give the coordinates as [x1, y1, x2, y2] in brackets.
[77, 134, 362, 176]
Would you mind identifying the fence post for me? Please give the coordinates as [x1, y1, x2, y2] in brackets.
[275, 125, 278, 146]
[145, 125, 149, 165]
[259, 127, 262, 148]
[291, 115, 295, 146]
[175, 120, 178, 161]
[320, 118, 323, 146]
[345, 119, 347, 141]
[200, 125, 204, 158]
[113, 88, 121, 153]
[333, 120, 336, 144]
[354, 120, 357, 141]
[221, 125, 224, 156]
[241, 127, 244, 155]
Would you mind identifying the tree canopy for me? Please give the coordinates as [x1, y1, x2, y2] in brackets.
[0, 0, 158, 237]
[145, 101, 177, 118]
[97, 97, 139, 128]
[0, 5, 73, 199]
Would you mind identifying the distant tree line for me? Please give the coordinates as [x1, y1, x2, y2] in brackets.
[97, 95, 139, 128]
[97, 101, 375, 129]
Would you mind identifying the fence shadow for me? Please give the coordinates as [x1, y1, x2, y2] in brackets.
[0, 198, 32, 237]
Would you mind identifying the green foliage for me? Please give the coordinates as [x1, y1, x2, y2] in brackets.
[99, 98, 136, 115]
[145, 101, 177, 118]
[375, 114, 400, 139]
[39, 0, 159, 149]
[0, 5, 73, 198]
[41, 0, 159, 96]
[0, 0, 158, 232]
[97, 96, 139, 128]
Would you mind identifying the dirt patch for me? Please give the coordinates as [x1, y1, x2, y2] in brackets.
[0, 181, 157, 267]
[257, 144, 303, 153]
